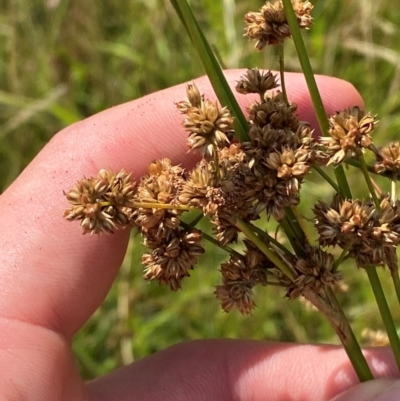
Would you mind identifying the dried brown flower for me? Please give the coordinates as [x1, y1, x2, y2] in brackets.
[244, 0, 313, 50]
[374, 142, 400, 176]
[287, 247, 342, 299]
[64, 169, 137, 234]
[235, 69, 279, 98]
[176, 83, 234, 156]
[320, 107, 376, 165]
[143, 228, 204, 291]
[133, 158, 186, 241]
[314, 194, 400, 269]
[215, 244, 272, 314]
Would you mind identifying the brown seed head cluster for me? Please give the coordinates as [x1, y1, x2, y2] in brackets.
[235, 68, 279, 99]
[314, 195, 400, 270]
[287, 247, 342, 299]
[244, 0, 313, 50]
[320, 107, 376, 165]
[64, 169, 137, 234]
[215, 241, 274, 314]
[374, 142, 400, 177]
[241, 84, 321, 220]
[176, 83, 234, 156]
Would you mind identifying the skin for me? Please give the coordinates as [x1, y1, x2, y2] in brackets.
[0, 70, 399, 401]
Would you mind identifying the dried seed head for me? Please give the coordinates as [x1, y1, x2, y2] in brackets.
[245, 0, 313, 50]
[64, 169, 137, 234]
[133, 159, 186, 241]
[177, 82, 234, 156]
[374, 142, 400, 176]
[314, 194, 400, 270]
[320, 107, 377, 165]
[235, 69, 279, 98]
[142, 228, 204, 291]
[287, 247, 342, 299]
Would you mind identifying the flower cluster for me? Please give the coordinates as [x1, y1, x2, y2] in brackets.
[320, 107, 376, 165]
[314, 195, 400, 271]
[244, 0, 313, 49]
[64, 169, 137, 234]
[176, 83, 234, 156]
[64, 0, 400, 319]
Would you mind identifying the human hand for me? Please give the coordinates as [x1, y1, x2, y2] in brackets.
[0, 70, 398, 401]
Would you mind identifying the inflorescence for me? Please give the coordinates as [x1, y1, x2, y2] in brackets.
[64, 0, 400, 315]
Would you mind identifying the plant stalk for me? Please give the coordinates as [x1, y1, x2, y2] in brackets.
[281, 0, 351, 199]
[236, 218, 296, 281]
[365, 266, 400, 372]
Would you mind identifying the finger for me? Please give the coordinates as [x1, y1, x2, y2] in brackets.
[87, 340, 398, 401]
[331, 379, 400, 401]
[0, 71, 364, 338]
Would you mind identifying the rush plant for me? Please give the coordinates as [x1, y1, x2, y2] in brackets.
[64, 0, 400, 382]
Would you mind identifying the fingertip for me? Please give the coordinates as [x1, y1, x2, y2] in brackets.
[331, 379, 400, 401]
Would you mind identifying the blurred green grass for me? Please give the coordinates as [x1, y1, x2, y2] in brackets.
[2, 0, 400, 379]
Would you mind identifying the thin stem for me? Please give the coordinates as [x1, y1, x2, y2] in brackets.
[171, 0, 249, 141]
[280, 207, 308, 257]
[358, 152, 380, 210]
[187, 212, 204, 228]
[365, 266, 400, 372]
[323, 287, 374, 381]
[180, 221, 236, 255]
[333, 242, 352, 272]
[235, 218, 296, 281]
[126, 202, 194, 211]
[391, 179, 396, 203]
[313, 165, 340, 193]
[390, 269, 400, 306]
[345, 157, 400, 182]
[281, 0, 351, 199]
[248, 222, 294, 258]
[278, 44, 289, 104]
[213, 143, 221, 184]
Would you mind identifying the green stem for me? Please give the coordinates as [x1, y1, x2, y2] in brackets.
[365, 266, 400, 372]
[278, 44, 289, 104]
[281, 0, 351, 199]
[187, 212, 204, 228]
[358, 152, 380, 210]
[126, 202, 193, 211]
[346, 155, 400, 183]
[281, 207, 308, 257]
[324, 287, 374, 381]
[180, 221, 236, 255]
[390, 269, 400, 307]
[170, 0, 249, 142]
[313, 165, 340, 193]
[391, 179, 396, 203]
[248, 222, 294, 258]
[333, 243, 352, 272]
[235, 218, 296, 281]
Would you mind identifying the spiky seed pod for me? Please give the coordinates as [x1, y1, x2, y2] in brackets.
[314, 195, 400, 270]
[247, 92, 299, 130]
[320, 107, 377, 165]
[374, 142, 400, 176]
[235, 69, 279, 98]
[142, 228, 204, 291]
[133, 159, 186, 241]
[287, 247, 342, 299]
[176, 83, 234, 156]
[64, 169, 137, 234]
[244, 0, 313, 50]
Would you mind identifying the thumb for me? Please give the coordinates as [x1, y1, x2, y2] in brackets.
[331, 379, 400, 401]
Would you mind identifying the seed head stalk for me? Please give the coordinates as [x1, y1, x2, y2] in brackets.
[281, 0, 352, 200]
[365, 266, 400, 372]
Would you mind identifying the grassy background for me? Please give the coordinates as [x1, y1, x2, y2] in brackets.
[2, 0, 400, 379]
